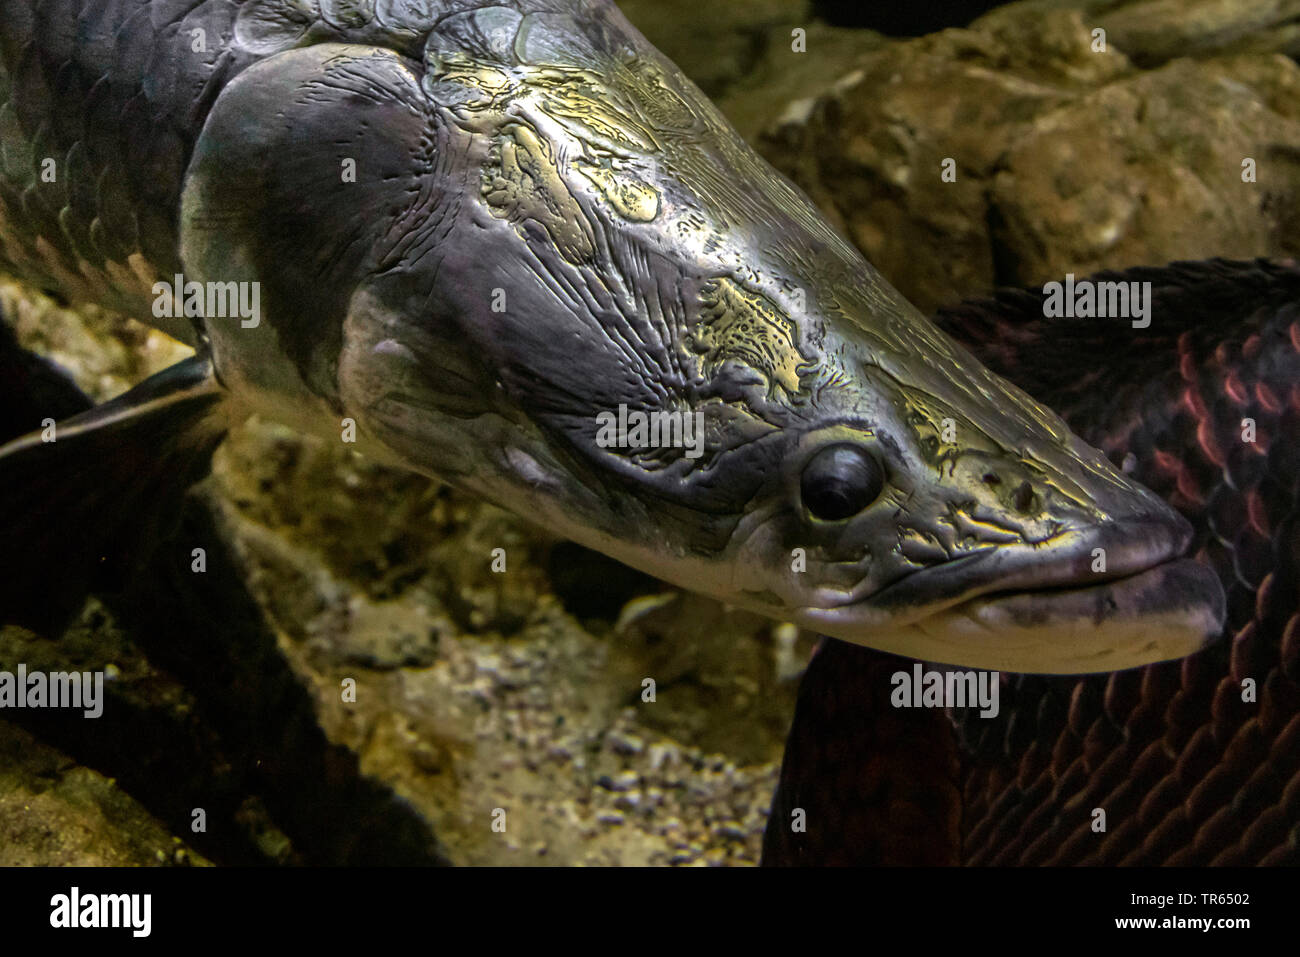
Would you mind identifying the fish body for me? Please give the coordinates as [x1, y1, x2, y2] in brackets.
[0, 1, 1223, 673]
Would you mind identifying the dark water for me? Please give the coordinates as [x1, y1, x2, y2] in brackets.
[812, 0, 1008, 35]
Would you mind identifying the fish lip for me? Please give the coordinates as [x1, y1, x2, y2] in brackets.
[942, 555, 1226, 669]
[794, 555, 1226, 674]
[796, 512, 1197, 633]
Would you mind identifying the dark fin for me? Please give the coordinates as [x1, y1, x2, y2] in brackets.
[0, 355, 227, 634]
[0, 318, 93, 443]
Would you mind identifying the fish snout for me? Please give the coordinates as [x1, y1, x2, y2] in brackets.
[988, 449, 1198, 594]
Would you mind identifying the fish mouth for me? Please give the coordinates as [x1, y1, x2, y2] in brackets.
[794, 517, 1227, 674]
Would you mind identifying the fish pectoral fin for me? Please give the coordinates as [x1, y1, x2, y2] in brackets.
[0, 318, 94, 444]
[0, 355, 227, 634]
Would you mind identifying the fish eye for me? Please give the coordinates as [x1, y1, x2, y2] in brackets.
[799, 445, 885, 522]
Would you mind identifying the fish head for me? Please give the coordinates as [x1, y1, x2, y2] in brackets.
[353, 4, 1224, 674]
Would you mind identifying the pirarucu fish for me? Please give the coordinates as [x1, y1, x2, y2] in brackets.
[0, 0, 1224, 674]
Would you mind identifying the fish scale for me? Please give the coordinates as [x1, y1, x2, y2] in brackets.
[0, 0, 552, 329]
[0, 0, 233, 334]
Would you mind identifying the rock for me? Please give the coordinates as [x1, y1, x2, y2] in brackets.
[618, 0, 812, 98]
[225, 476, 803, 865]
[617, 0, 880, 142]
[991, 54, 1300, 287]
[979, 0, 1300, 68]
[761, 8, 1300, 312]
[715, 22, 888, 142]
[0, 720, 208, 866]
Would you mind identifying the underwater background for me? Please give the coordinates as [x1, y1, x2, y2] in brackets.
[2, 0, 1298, 865]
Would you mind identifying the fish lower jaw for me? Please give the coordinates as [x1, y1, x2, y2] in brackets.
[795, 557, 1225, 675]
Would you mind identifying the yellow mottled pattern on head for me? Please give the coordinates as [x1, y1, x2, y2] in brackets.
[694, 277, 809, 399]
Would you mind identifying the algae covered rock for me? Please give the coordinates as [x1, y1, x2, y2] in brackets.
[761, 7, 1300, 312]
